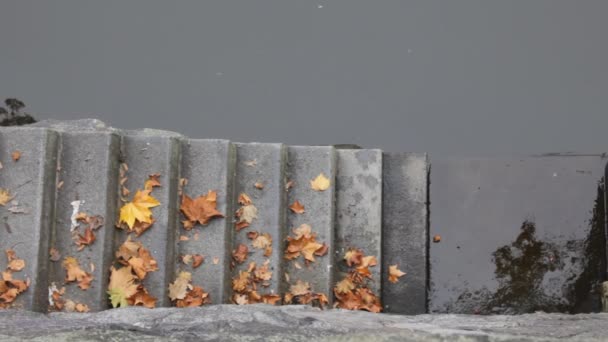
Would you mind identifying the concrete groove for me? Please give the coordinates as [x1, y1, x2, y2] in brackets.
[0, 120, 428, 314]
[48, 130, 121, 311]
[231, 142, 287, 300]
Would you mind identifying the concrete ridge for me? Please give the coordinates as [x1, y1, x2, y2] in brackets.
[0, 120, 429, 314]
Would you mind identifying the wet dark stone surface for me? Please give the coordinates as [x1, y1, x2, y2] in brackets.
[430, 155, 607, 314]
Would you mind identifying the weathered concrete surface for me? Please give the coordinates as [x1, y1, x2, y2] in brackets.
[118, 130, 183, 307]
[49, 131, 121, 311]
[430, 155, 607, 314]
[382, 153, 429, 314]
[284, 146, 336, 302]
[334, 149, 383, 294]
[0, 306, 607, 341]
[232, 143, 287, 298]
[177, 139, 235, 304]
[0, 127, 59, 311]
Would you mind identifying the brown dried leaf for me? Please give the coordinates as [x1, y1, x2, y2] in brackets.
[63, 257, 93, 290]
[11, 151, 20, 162]
[289, 200, 305, 214]
[180, 191, 224, 229]
[7, 259, 25, 272]
[49, 248, 61, 262]
[344, 248, 363, 267]
[75, 227, 96, 251]
[176, 285, 209, 307]
[231, 271, 250, 292]
[129, 286, 157, 308]
[168, 272, 192, 301]
[335, 278, 356, 294]
[238, 193, 252, 205]
[144, 173, 161, 190]
[388, 265, 406, 283]
[192, 254, 204, 268]
[232, 244, 249, 264]
[235, 205, 257, 231]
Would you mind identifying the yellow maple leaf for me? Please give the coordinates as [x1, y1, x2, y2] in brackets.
[310, 173, 330, 191]
[119, 189, 160, 229]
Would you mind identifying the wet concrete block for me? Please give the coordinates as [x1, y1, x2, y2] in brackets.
[381, 153, 429, 314]
[232, 143, 287, 299]
[118, 130, 182, 307]
[284, 146, 336, 302]
[335, 150, 383, 295]
[430, 155, 608, 314]
[0, 127, 59, 311]
[177, 139, 236, 304]
[48, 131, 121, 311]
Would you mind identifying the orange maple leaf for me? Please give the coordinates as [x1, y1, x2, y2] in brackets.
[180, 190, 224, 229]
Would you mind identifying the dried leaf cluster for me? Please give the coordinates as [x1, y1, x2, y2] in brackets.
[72, 212, 104, 251]
[333, 248, 382, 313]
[180, 254, 204, 268]
[49, 283, 89, 312]
[0, 249, 30, 308]
[168, 271, 210, 307]
[283, 280, 328, 307]
[247, 231, 272, 257]
[108, 237, 159, 308]
[235, 193, 257, 231]
[231, 261, 280, 305]
[284, 224, 328, 263]
[62, 256, 93, 290]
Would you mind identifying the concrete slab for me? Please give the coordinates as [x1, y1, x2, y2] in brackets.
[381, 153, 429, 314]
[3, 306, 608, 341]
[177, 139, 236, 304]
[48, 131, 121, 311]
[0, 127, 59, 311]
[334, 150, 383, 295]
[284, 146, 336, 302]
[430, 155, 607, 314]
[232, 143, 286, 299]
[117, 130, 182, 307]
